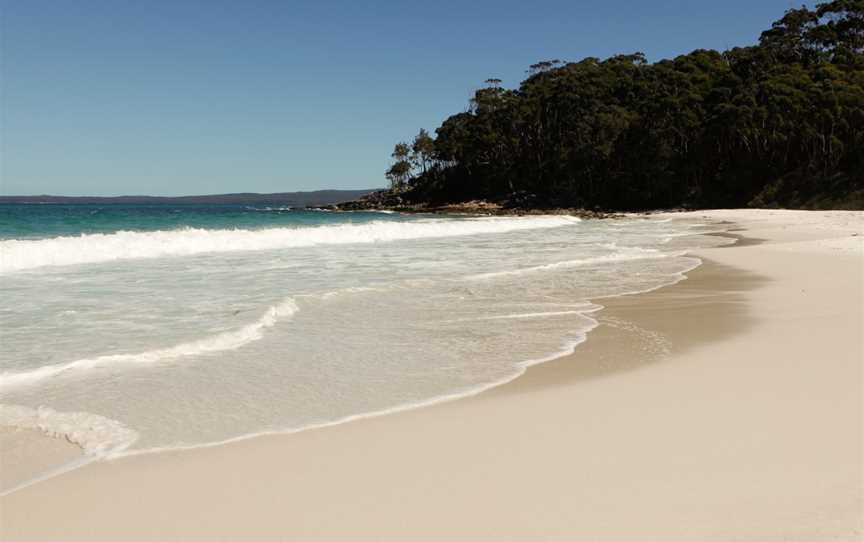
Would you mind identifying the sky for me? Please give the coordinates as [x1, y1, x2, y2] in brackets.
[1, 0, 811, 196]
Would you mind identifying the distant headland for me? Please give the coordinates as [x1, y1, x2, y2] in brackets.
[371, 2, 863, 212]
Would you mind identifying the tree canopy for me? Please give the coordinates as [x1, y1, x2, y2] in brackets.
[384, 1, 863, 210]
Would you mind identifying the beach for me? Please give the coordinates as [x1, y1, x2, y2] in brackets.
[1, 209, 861, 541]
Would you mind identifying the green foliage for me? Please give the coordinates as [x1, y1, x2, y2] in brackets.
[385, 2, 864, 209]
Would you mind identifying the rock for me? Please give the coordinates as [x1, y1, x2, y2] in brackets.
[325, 190, 623, 219]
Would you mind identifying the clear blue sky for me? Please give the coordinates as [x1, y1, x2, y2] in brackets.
[2, 0, 808, 196]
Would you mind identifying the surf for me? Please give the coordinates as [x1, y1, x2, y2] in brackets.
[0, 215, 580, 273]
[0, 297, 299, 389]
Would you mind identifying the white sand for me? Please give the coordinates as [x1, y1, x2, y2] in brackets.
[1, 209, 862, 541]
[0, 428, 83, 494]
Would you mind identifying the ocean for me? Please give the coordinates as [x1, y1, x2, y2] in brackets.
[0, 203, 730, 487]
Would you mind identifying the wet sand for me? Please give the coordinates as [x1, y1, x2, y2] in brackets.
[0, 428, 82, 494]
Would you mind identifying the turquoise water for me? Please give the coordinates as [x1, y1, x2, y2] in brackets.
[0, 203, 410, 240]
[0, 203, 730, 493]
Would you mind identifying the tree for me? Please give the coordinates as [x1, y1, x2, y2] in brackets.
[386, 143, 412, 191]
[411, 129, 435, 175]
[383, 2, 864, 210]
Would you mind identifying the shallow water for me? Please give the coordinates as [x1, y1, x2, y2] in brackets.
[0, 204, 729, 488]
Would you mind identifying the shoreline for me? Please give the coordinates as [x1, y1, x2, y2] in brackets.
[499, 254, 765, 393]
[0, 223, 701, 494]
[0, 428, 84, 495]
[2, 209, 861, 541]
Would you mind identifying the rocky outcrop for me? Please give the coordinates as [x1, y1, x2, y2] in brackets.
[324, 190, 621, 218]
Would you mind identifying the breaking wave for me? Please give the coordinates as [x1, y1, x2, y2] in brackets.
[0, 404, 138, 457]
[0, 215, 580, 273]
[0, 298, 299, 389]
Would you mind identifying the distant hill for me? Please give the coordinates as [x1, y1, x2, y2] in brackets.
[0, 189, 379, 207]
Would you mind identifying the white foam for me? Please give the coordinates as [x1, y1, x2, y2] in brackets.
[318, 286, 382, 299]
[0, 404, 140, 496]
[0, 215, 580, 273]
[248, 206, 294, 211]
[467, 247, 679, 280]
[0, 298, 299, 389]
[478, 310, 596, 320]
[0, 404, 138, 457]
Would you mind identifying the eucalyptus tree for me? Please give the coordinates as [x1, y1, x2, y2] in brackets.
[385, 1, 863, 210]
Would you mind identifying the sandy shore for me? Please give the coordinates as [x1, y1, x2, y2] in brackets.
[2, 209, 861, 541]
[0, 428, 82, 494]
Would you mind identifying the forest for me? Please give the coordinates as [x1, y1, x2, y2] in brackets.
[383, 1, 863, 210]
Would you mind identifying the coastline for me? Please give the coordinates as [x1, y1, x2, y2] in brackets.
[2, 209, 861, 541]
[0, 428, 83, 494]
[0, 213, 699, 494]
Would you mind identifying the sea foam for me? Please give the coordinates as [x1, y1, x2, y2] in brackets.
[0, 215, 579, 273]
[0, 297, 299, 389]
[0, 404, 138, 457]
[467, 246, 680, 280]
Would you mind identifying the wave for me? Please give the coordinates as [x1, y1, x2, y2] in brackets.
[477, 309, 597, 320]
[0, 253, 710, 495]
[0, 404, 139, 496]
[0, 298, 299, 389]
[0, 404, 138, 457]
[246, 206, 294, 212]
[117, 314, 603, 461]
[467, 247, 681, 280]
[0, 216, 579, 273]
